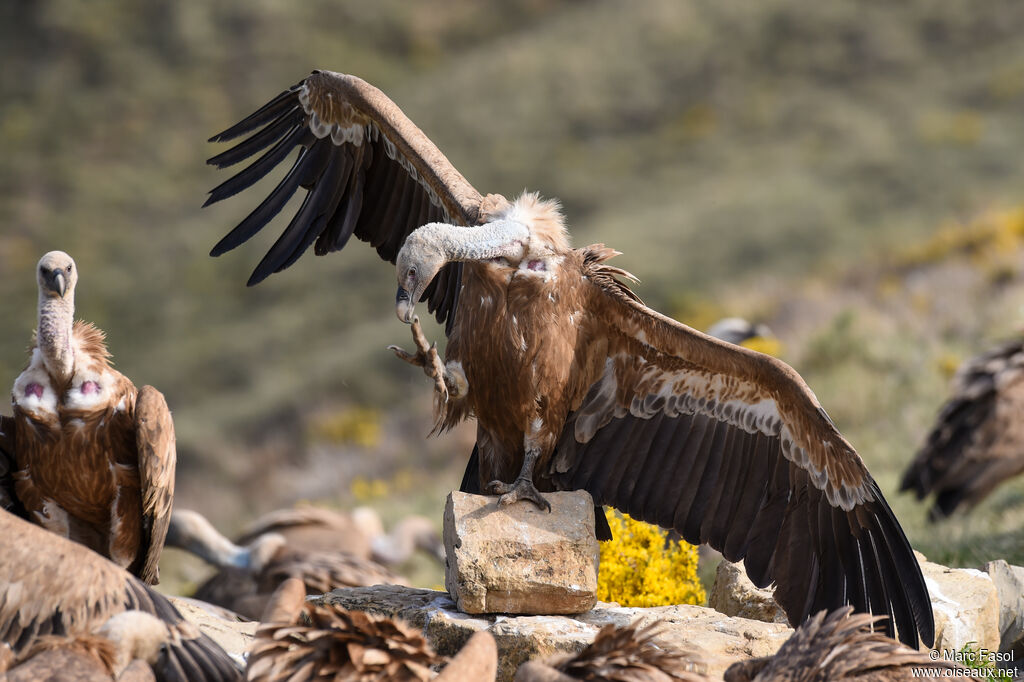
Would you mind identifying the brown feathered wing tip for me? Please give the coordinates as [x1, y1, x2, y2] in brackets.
[536, 621, 708, 681]
[246, 601, 443, 682]
[724, 607, 977, 681]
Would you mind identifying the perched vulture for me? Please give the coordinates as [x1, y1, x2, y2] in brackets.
[0, 509, 241, 681]
[901, 337, 1024, 520]
[246, 577, 497, 682]
[8, 251, 175, 584]
[166, 508, 403, 620]
[514, 621, 708, 682]
[205, 70, 934, 646]
[723, 607, 976, 681]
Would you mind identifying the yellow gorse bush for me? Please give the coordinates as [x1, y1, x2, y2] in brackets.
[598, 509, 705, 608]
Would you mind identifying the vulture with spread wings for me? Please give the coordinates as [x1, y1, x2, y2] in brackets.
[205, 70, 934, 647]
[8, 251, 175, 584]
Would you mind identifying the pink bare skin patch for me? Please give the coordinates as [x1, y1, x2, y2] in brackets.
[25, 382, 44, 399]
[81, 381, 100, 395]
[527, 259, 546, 271]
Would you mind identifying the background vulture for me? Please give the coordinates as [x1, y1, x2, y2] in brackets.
[205, 70, 934, 646]
[7, 251, 176, 584]
[902, 336, 1024, 520]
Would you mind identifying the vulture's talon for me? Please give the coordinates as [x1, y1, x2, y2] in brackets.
[488, 478, 551, 512]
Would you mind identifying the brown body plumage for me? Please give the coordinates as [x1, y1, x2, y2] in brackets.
[901, 337, 1024, 520]
[724, 607, 976, 681]
[0, 509, 241, 681]
[246, 578, 496, 682]
[515, 621, 707, 682]
[206, 71, 933, 647]
[9, 252, 175, 584]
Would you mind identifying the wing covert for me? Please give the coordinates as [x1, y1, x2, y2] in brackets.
[133, 386, 176, 585]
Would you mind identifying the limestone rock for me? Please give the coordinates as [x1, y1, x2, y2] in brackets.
[315, 585, 793, 682]
[921, 554, 999, 653]
[985, 560, 1024, 656]
[167, 595, 256, 670]
[709, 560, 788, 625]
[711, 554, 999, 653]
[443, 491, 599, 615]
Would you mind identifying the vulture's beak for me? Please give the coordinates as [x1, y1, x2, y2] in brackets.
[396, 286, 415, 324]
[47, 270, 67, 298]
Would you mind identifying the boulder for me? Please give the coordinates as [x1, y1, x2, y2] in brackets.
[443, 491, 599, 615]
[709, 554, 999, 653]
[709, 560, 788, 624]
[314, 585, 793, 682]
[985, 560, 1024, 656]
[921, 552, 999, 653]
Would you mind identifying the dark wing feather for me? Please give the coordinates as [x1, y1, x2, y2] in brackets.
[548, 249, 934, 648]
[132, 386, 176, 585]
[0, 416, 25, 518]
[900, 338, 1024, 519]
[205, 70, 485, 328]
[0, 512, 240, 680]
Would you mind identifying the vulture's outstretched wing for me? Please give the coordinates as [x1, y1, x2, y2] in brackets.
[0, 511, 240, 681]
[549, 248, 934, 648]
[206, 70, 486, 329]
[901, 338, 1024, 519]
[132, 386, 176, 585]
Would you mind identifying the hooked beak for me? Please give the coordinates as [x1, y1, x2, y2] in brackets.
[396, 286, 415, 324]
[46, 270, 67, 298]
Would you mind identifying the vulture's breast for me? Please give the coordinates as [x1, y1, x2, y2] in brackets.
[456, 260, 586, 439]
[13, 358, 135, 524]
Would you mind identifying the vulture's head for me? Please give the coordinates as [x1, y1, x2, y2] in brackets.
[395, 231, 446, 324]
[36, 251, 77, 301]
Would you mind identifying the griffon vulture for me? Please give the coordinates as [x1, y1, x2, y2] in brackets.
[165, 509, 403, 620]
[247, 577, 498, 682]
[901, 337, 1024, 520]
[205, 70, 933, 646]
[723, 607, 977, 681]
[8, 251, 175, 584]
[0, 510, 241, 681]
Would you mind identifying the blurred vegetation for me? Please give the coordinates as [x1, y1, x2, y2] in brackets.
[3, 0, 1024, 590]
[598, 510, 705, 608]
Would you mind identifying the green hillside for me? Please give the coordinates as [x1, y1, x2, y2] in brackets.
[3, 0, 1024, 574]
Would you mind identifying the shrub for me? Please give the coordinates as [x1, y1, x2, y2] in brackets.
[598, 509, 705, 608]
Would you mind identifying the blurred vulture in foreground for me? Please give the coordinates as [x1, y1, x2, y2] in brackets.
[0, 510, 240, 681]
[206, 70, 933, 646]
[6, 251, 175, 584]
[246, 577, 497, 681]
[724, 607, 977, 681]
[514, 621, 707, 682]
[901, 337, 1024, 520]
[166, 509, 403, 620]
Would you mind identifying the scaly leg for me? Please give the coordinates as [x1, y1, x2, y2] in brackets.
[388, 316, 451, 402]
[487, 444, 552, 512]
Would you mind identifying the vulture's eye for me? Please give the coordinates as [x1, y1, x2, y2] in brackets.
[66, 264, 72, 272]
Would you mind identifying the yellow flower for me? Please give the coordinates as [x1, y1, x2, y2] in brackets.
[598, 510, 705, 608]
